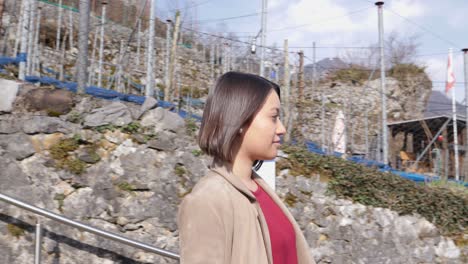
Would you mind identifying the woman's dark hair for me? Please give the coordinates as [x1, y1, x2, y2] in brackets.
[198, 71, 280, 162]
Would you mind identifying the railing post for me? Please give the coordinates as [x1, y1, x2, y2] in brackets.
[34, 219, 42, 264]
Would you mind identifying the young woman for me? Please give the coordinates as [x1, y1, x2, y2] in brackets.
[178, 72, 315, 264]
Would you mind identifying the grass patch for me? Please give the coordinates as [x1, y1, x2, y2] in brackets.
[174, 164, 186, 177]
[62, 158, 86, 174]
[50, 138, 80, 160]
[185, 118, 198, 137]
[116, 182, 136, 193]
[284, 192, 299, 207]
[66, 111, 83, 124]
[191, 149, 203, 157]
[121, 122, 141, 134]
[329, 66, 371, 85]
[94, 124, 118, 133]
[7, 224, 25, 238]
[427, 180, 468, 198]
[49, 137, 87, 174]
[46, 109, 62, 117]
[388, 63, 425, 81]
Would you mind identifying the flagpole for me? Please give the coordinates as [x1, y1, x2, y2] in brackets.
[448, 48, 460, 181]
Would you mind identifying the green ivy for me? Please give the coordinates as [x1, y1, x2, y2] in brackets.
[279, 145, 468, 237]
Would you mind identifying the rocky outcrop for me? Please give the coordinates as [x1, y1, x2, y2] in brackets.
[300, 73, 432, 154]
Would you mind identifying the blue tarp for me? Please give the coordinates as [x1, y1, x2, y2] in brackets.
[0, 57, 20, 65]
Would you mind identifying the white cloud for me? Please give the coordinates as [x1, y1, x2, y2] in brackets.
[262, 0, 428, 49]
[425, 57, 446, 83]
[285, 0, 358, 33]
[389, 0, 425, 18]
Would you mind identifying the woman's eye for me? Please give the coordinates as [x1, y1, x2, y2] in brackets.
[272, 115, 278, 121]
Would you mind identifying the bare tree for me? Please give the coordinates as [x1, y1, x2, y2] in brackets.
[340, 31, 420, 69]
[385, 31, 420, 66]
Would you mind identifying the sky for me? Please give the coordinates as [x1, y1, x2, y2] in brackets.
[157, 0, 468, 104]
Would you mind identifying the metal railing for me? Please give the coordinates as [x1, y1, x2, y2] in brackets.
[0, 192, 180, 263]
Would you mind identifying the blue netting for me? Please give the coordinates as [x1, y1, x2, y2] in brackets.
[0, 56, 20, 65]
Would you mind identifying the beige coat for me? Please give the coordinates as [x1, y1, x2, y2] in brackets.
[178, 164, 315, 264]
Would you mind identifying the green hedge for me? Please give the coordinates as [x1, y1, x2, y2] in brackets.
[278, 146, 468, 237]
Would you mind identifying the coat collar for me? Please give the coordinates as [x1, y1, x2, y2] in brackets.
[208, 160, 313, 264]
[209, 160, 257, 202]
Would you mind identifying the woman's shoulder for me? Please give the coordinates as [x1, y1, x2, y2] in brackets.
[181, 171, 232, 206]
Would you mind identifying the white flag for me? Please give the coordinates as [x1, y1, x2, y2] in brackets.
[445, 49, 455, 95]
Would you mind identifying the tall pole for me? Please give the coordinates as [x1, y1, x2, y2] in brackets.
[365, 110, 369, 157]
[297, 50, 305, 134]
[0, 0, 5, 32]
[297, 50, 305, 99]
[76, 0, 91, 94]
[18, 0, 30, 81]
[14, 0, 24, 57]
[56, 0, 63, 51]
[59, 32, 67, 81]
[68, 9, 74, 49]
[259, 0, 268, 77]
[88, 25, 98, 85]
[443, 127, 449, 181]
[167, 11, 181, 102]
[221, 43, 227, 73]
[313, 41, 325, 151]
[97, 1, 107, 88]
[376, 1, 388, 165]
[26, 0, 36, 76]
[448, 48, 460, 180]
[210, 43, 214, 84]
[463, 48, 468, 180]
[273, 64, 279, 83]
[283, 39, 291, 143]
[364, 68, 377, 158]
[227, 42, 232, 71]
[33, 5, 42, 76]
[136, 18, 141, 66]
[145, 0, 157, 97]
[116, 40, 124, 92]
[164, 19, 172, 92]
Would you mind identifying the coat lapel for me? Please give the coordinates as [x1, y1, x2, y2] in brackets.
[209, 163, 274, 264]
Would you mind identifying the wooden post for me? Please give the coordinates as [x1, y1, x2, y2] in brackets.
[296, 50, 305, 143]
[167, 11, 180, 102]
[0, 0, 5, 32]
[59, 32, 68, 81]
[442, 127, 449, 182]
[283, 39, 292, 144]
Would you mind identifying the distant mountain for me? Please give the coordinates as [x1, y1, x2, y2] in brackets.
[304, 57, 349, 80]
[424, 90, 466, 118]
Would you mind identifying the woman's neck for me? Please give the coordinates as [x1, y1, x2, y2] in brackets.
[231, 155, 257, 191]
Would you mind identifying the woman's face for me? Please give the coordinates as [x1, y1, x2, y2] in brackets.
[238, 90, 286, 162]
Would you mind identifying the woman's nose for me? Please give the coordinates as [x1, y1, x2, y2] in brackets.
[277, 119, 286, 135]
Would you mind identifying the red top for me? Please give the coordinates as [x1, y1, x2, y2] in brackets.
[252, 183, 298, 264]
